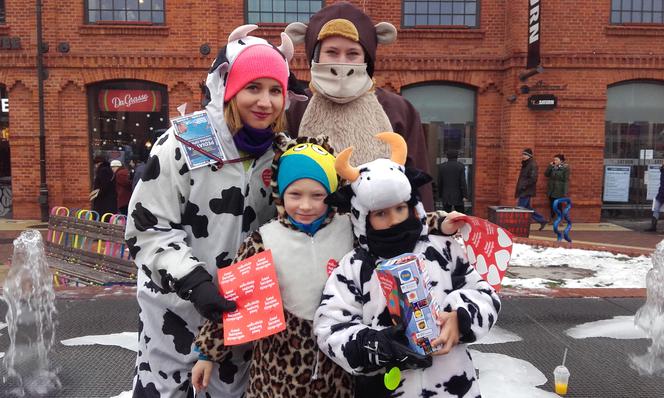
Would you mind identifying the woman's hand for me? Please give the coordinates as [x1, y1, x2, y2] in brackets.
[441, 211, 466, 235]
[192, 360, 214, 391]
[430, 310, 460, 355]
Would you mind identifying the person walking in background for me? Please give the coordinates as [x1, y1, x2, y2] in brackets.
[437, 149, 468, 213]
[515, 148, 547, 230]
[646, 163, 664, 232]
[110, 159, 131, 216]
[544, 154, 570, 221]
[91, 155, 117, 216]
[128, 154, 146, 191]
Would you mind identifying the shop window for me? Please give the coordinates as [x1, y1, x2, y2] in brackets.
[403, 0, 478, 28]
[0, 0, 5, 24]
[402, 83, 476, 211]
[611, 0, 664, 24]
[246, 0, 322, 24]
[604, 81, 664, 210]
[86, 0, 165, 24]
[87, 80, 169, 165]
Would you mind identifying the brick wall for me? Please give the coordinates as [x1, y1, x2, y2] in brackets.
[1, 0, 663, 220]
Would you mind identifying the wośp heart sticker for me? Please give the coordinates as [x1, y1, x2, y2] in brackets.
[457, 215, 513, 291]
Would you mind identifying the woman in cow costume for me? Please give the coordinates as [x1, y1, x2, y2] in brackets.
[125, 25, 295, 397]
[285, 2, 434, 210]
[314, 133, 501, 397]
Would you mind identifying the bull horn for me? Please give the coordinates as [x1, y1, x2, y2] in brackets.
[277, 32, 294, 62]
[376, 132, 407, 165]
[228, 24, 258, 42]
[335, 147, 360, 182]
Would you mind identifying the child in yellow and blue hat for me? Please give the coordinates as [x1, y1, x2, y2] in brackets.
[193, 137, 354, 397]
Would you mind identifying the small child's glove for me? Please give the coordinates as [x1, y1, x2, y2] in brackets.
[175, 267, 237, 321]
[354, 324, 432, 371]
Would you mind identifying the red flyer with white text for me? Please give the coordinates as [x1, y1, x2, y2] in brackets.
[218, 250, 286, 345]
[457, 215, 514, 291]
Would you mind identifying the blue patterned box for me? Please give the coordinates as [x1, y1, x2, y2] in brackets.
[376, 253, 440, 355]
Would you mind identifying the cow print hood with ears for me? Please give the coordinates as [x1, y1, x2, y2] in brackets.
[203, 24, 305, 136]
[326, 132, 432, 253]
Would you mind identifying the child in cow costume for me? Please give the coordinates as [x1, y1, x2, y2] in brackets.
[192, 138, 354, 397]
[314, 133, 501, 398]
[125, 25, 296, 397]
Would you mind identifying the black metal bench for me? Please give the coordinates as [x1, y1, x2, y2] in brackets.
[45, 211, 136, 287]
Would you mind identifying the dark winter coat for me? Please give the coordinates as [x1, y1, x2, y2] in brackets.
[437, 159, 468, 206]
[544, 163, 570, 199]
[114, 166, 132, 209]
[657, 166, 664, 202]
[287, 87, 433, 210]
[131, 162, 146, 190]
[92, 161, 117, 215]
[515, 158, 538, 198]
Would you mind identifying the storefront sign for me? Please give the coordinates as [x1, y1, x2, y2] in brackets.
[1, 98, 7, 113]
[527, 94, 557, 110]
[603, 166, 630, 202]
[0, 37, 21, 50]
[527, 0, 541, 69]
[98, 89, 162, 112]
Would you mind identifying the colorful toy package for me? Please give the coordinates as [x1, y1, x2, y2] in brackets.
[376, 253, 440, 355]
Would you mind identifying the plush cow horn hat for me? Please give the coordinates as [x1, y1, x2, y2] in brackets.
[284, 2, 397, 77]
[326, 132, 431, 247]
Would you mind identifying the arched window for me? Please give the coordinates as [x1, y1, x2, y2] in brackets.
[604, 81, 664, 208]
[402, 83, 476, 210]
[87, 80, 169, 165]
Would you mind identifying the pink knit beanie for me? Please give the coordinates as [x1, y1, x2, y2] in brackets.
[223, 44, 289, 103]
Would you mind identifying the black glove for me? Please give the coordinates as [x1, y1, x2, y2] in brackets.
[352, 324, 432, 371]
[174, 266, 237, 321]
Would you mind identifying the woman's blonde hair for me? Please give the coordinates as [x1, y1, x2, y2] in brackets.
[224, 96, 287, 134]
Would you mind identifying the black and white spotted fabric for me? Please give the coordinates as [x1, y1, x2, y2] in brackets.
[313, 156, 501, 398]
[125, 27, 285, 398]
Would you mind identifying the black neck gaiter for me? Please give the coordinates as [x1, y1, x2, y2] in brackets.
[366, 216, 423, 259]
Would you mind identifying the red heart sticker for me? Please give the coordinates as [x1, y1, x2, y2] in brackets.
[456, 215, 513, 291]
[326, 259, 339, 276]
[261, 169, 272, 187]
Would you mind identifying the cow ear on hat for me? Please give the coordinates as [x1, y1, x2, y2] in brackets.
[375, 22, 397, 44]
[228, 24, 259, 42]
[324, 184, 354, 213]
[285, 22, 308, 45]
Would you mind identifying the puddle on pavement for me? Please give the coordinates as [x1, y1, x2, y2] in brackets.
[506, 265, 595, 280]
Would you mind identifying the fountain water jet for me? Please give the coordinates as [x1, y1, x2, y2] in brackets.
[2, 230, 60, 396]
[631, 240, 664, 375]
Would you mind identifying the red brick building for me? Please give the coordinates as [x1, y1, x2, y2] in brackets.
[1, 0, 663, 221]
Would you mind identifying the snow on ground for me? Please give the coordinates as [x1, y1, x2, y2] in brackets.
[60, 332, 138, 352]
[565, 315, 648, 340]
[501, 243, 651, 289]
[109, 390, 132, 398]
[471, 326, 523, 345]
[471, 350, 558, 398]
